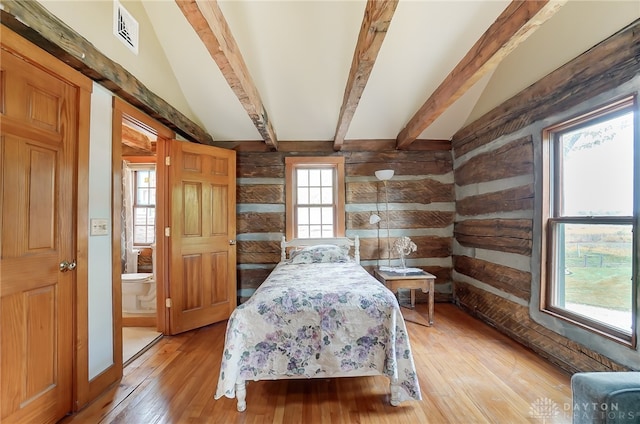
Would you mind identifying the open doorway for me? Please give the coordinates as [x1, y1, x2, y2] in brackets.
[112, 98, 236, 343]
[113, 100, 173, 366]
[116, 109, 167, 365]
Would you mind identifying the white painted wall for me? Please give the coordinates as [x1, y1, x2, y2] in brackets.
[87, 82, 115, 380]
[36, 0, 199, 128]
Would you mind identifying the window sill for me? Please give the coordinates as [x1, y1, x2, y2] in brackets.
[541, 306, 635, 349]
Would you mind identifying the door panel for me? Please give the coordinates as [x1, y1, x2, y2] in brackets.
[1, 35, 76, 424]
[168, 140, 236, 334]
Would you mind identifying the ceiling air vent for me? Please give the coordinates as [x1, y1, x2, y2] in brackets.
[113, 1, 139, 55]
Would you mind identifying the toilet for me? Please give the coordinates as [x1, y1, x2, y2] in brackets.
[122, 244, 156, 314]
[122, 273, 155, 314]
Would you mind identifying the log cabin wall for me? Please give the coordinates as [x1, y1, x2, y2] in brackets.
[235, 147, 455, 305]
[451, 20, 640, 373]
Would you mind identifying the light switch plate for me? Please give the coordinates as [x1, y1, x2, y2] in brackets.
[90, 218, 109, 236]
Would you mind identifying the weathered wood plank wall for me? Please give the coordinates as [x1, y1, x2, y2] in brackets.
[235, 146, 455, 304]
[450, 19, 640, 374]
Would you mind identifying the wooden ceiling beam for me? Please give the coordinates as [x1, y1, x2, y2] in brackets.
[122, 125, 153, 152]
[176, 0, 278, 150]
[333, 0, 399, 151]
[395, 0, 566, 150]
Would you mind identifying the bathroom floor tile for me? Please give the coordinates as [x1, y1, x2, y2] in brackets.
[123, 326, 162, 365]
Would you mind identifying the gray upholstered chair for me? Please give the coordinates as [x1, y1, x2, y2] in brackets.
[571, 372, 640, 424]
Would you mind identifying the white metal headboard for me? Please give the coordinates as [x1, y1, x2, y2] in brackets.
[280, 236, 360, 264]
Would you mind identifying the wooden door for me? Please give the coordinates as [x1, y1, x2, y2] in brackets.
[0, 32, 83, 423]
[167, 140, 237, 334]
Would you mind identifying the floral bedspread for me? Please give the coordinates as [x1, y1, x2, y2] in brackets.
[214, 261, 422, 403]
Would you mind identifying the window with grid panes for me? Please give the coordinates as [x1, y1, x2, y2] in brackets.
[285, 157, 345, 240]
[133, 168, 156, 245]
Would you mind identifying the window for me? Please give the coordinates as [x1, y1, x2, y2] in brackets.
[541, 96, 637, 344]
[133, 167, 156, 245]
[285, 157, 345, 239]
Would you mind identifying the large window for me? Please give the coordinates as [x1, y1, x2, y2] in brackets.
[133, 167, 156, 245]
[285, 157, 345, 239]
[541, 96, 637, 344]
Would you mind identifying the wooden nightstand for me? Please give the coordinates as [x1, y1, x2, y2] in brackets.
[374, 269, 436, 326]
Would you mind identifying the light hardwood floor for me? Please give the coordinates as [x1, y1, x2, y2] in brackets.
[62, 303, 573, 423]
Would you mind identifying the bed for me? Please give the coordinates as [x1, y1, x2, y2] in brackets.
[214, 236, 422, 412]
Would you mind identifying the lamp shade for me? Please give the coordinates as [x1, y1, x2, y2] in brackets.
[374, 169, 394, 181]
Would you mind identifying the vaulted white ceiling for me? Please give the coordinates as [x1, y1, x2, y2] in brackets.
[36, 0, 640, 148]
[143, 0, 512, 143]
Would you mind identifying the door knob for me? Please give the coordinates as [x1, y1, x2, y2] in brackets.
[229, 240, 236, 245]
[59, 260, 77, 272]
